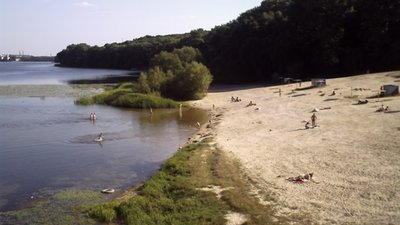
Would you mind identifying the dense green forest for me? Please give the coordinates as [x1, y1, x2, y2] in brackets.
[56, 0, 400, 83]
[56, 31, 207, 70]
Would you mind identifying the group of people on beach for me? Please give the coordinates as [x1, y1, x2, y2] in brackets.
[231, 96, 241, 102]
[376, 104, 390, 112]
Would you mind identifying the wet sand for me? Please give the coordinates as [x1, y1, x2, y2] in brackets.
[193, 71, 400, 224]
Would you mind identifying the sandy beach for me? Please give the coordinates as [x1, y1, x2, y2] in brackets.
[193, 71, 400, 224]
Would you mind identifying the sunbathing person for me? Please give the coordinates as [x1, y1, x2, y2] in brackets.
[384, 106, 390, 112]
[376, 104, 385, 112]
[287, 173, 314, 183]
[246, 101, 256, 107]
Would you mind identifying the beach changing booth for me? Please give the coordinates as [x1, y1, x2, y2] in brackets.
[311, 78, 326, 87]
[380, 84, 399, 96]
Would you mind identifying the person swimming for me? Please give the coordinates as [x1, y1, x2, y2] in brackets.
[94, 133, 103, 142]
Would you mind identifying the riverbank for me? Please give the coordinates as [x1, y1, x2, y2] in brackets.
[90, 110, 305, 224]
[192, 71, 400, 224]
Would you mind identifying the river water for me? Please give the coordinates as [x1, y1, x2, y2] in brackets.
[0, 62, 206, 212]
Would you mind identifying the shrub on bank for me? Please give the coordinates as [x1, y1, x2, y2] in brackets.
[75, 84, 181, 108]
[138, 46, 213, 101]
[75, 46, 212, 108]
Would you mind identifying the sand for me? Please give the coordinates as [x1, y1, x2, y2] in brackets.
[193, 71, 400, 224]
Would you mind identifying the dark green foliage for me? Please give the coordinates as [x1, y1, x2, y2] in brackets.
[96, 91, 179, 108]
[0, 189, 102, 225]
[56, 1, 400, 83]
[88, 202, 118, 223]
[56, 30, 208, 69]
[203, 0, 400, 82]
[139, 46, 213, 100]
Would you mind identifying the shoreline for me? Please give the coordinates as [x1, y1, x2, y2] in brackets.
[191, 71, 400, 224]
[3, 71, 398, 224]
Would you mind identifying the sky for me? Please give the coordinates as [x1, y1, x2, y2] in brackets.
[0, 0, 262, 56]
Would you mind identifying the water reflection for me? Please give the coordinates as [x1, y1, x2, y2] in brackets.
[137, 107, 208, 144]
[138, 107, 208, 126]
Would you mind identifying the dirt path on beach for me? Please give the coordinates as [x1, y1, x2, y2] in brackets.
[193, 71, 400, 224]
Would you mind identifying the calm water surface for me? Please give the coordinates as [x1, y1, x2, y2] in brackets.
[0, 61, 129, 85]
[0, 62, 207, 211]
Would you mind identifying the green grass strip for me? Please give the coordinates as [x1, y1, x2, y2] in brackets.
[75, 82, 183, 108]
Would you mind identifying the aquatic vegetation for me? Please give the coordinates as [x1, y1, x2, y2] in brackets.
[0, 189, 103, 225]
[75, 83, 183, 108]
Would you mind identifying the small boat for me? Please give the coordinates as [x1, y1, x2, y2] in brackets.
[101, 188, 115, 194]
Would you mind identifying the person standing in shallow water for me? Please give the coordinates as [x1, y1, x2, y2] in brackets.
[311, 113, 317, 127]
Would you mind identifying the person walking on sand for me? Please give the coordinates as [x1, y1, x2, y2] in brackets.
[311, 113, 317, 127]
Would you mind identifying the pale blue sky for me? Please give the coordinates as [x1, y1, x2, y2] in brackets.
[0, 0, 262, 56]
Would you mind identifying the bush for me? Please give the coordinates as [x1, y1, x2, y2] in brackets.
[164, 62, 212, 100]
[138, 46, 213, 101]
[75, 83, 182, 108]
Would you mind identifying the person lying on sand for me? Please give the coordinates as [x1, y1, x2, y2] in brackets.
[357, 99, 368, 104]
[246, 101, 256, 107]
[376, 104, 385, 112]
[376, 104, 390, 112]
[287, 173, 317, 183]
[384, 106, 390, 112]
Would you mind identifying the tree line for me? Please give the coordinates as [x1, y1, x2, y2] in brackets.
[56, 30, 207, 70]
[56, 0, 400, 83]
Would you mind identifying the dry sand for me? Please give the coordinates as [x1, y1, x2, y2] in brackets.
[193, 71, 400, 224]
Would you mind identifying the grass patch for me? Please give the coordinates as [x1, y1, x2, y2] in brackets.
[75, 82, 184, 108]
[0, 189, 103, 225]
[89, 135, 297, 224]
